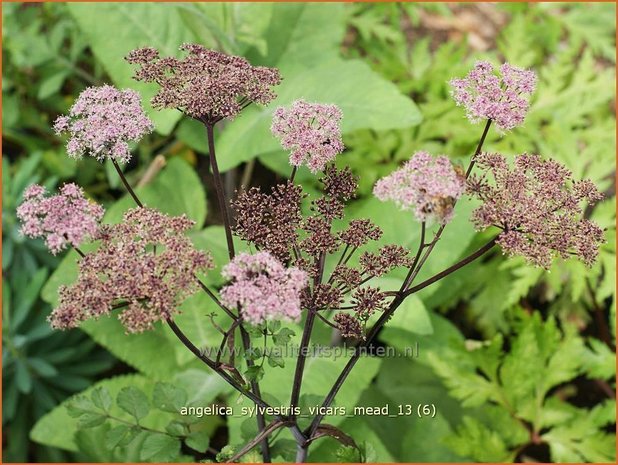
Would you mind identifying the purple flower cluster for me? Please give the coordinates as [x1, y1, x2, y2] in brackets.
[468, 153, 605, 268]
[374, 151, 466, 224]
[450, 61, 537, 132]
[17, 183, 104, 254]
[271, 100, 344, 173]
[126, 44, 281, 122]
[50, 208, 213, 333]
[53, 85, 153, 163]
[233, 182, 304, 262]
[220, 252, 308, 325]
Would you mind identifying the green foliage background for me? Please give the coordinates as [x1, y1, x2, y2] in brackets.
[2, 2, 616, 463]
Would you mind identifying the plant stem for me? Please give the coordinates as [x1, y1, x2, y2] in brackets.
[400, 222, 426, 291]
[112, 159, 143, 208]
[166, 319, 268, 408]
[204, 121, 272, 461]
[403, 237, 498, 297]
[305, 119, 494, 441]
[228, 419, 291, 463]
[465, 119, 492, 177]
[289, 308, 316, 420]
[196, 279, 237, 320]
[205, 123, 235, 259]
[305, 237, 497, 438]
[290, 252, 324, 421]
[295, 444, 309, 463]
[240, 328, 272, 462]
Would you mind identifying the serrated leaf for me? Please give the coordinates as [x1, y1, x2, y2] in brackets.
[91, 387, 113, 413]
[140, 433, 181, 462]
[105, 424, 139, 449]
[272, 327, 295, 346]
[152, 382, 187, 413]
[117, 387, 149, 421]
[185, 429, 210, 453]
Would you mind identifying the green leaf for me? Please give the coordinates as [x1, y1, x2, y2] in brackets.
[38, 70, 69, 100]
[384, 293, 433, 336]
[152, 382, 187, 413]
[76, 412, 107, 429]
[165, 420, 186, 437]
[267, 352, 285, 368]
[15, 359, 32, 393]
[104, 158, 207, 229]
[185, 429, 211, 453]
[272, 327, 295, 346]
[32, 375, 170, 452]
[91, 387, 113, 413]
[336, 445, 361, 462]
[117, 386, 150, 421]
[268, 320, 281, 333]
[445, 416, 513, 462]
[83, 316, 184, 379]
[105, 424, 139, 450]
[244, 365, 265, 383]
[218, 59, 422, 171]
[27, 357, 58, 378]
[140, 432, 181, 462]
[66, 3, 194, 134]
[245, 3, 345, 73]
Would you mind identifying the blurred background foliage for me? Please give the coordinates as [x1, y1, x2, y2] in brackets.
[2, 2, 615, 463]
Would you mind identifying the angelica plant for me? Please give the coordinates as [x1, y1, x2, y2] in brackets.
[18, 44, 605, 463]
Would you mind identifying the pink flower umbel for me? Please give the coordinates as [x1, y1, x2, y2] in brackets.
[220, 252, 308, 325]
[53, 85, 153, 163]
[373, 151, 466, 224]
[16, 183, 104, 254]
[271, 100, 344, 173]
[49, 208, 213, 333]
[450, 61, 537, 132]
[468, 153, 605, 268]
[126, 44, 281, 122]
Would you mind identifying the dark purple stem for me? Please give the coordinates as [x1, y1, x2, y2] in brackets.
[304, 119, 494, 443]
[112, 159, 143, 208]
[205, 123, 236, 260]
[306, 237, 498, 438]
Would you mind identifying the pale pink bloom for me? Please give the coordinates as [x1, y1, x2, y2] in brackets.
[49, 208, 213, 333]
[468, 153, 605, 268]
[271, 100, 344, 173]
[220, 251, 308, 325]
[450, 61, 537, 132]
[53, 85, 153, 163]
[374, 151, 465, 224]
[17, 183, 104, 254]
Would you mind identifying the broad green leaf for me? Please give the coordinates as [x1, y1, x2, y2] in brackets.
[91, 387, 113, 413]
[185, 429, 210, 453]
[217, 59, 422, 171]
[104, 158, 207, 229]
[117, 386, 150, 421]
[152, 382, 187, 413]
[105, 424, 139, 450]
[188, 226, 231, 286]
[140, 432, 182, 462]
[385, 294, 433, 336]
[173, 368, 231, 405]
[244, 3, 345, 73]
[82, 317, 184, 380]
